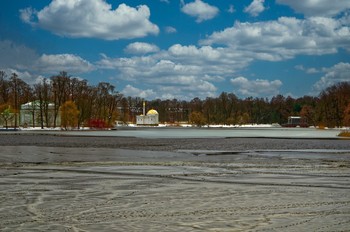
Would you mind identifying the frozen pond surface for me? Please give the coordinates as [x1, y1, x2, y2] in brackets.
[1, 145, 350, 231]
[1, 131, 349, 231]
[17, 127, 345, 138]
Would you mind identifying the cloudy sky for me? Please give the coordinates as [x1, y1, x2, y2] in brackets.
[1, 0, 350, 100]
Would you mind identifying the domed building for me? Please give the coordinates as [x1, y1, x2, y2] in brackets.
[136, 102, 159, 126]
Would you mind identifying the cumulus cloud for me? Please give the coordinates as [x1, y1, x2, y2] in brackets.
[1, 68, 43, 85]
[19, 7, 37, 26]
[98, 44, 248, 79]
[122, 84, 156, 99]
[227, 5, 235, 13]
[295, 65, 320, 74]
[230, 76, 282, 97]
[200, 16, 350, 60]
[96, 13, 349, 99]
[181, 0, 219, 23]
[244, 0, 265, 17]
[124, 42, 160, 54]
[0, 40, 95, 77]
[168, 44, 220, 61]
[165, 26, 177, 34]
[0, 40, 38, 69]
[34, 54, 94, 74]
[313, 62, 350, 92]
[20, 0, 159, 40]
[121, 78, 216, 100]
[276, 0, 350, 17]
[97, 47, 223, 100]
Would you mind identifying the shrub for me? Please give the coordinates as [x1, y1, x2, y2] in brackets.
[87, 118, 108, 129]
[338, 131, 350, 137]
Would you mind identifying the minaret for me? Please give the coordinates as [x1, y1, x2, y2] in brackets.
[143, 101, 146, 116]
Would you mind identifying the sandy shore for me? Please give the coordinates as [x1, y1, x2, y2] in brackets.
[1, 133, 350, 231]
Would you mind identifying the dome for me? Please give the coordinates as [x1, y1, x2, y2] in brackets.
[147, 109, 159, 115]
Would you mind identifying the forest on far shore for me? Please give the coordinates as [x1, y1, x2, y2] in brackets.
[1, 71, 350, 129]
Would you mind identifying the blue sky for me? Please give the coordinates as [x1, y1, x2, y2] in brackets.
[1, 0, 350, 100]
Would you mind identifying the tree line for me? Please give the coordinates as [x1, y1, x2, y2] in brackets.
[0, 70, 349, 128]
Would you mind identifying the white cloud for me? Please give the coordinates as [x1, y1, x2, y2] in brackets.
[122, 84, 156, 99]
[230, 76, 282, 97]
[165, 26, 177, 34]
[34, 54, 94, 74]
[20, 0, 159, 40]
[96, 13, 349, 99]
[97, 48, 223, 100]
[124, 42, 160, 54]
[0, 40, 96, 79]
[0, 40, 95, 76]
[313, 62, 350, 92]
[19, 7, 36, 26]
[98, 44, 248, 80]
[122, 81, 215, 101]
[227, 5, 235, 13]
[168, 44, 220, 60]
[276, 0, 350, 17]
[2, 68, 43, 85]
[181, 0, 219, 23]
[200, 16, 350, 60]
[244, 0, 265, 17]
[0, 40, 38, 69]
[295, 65, 320, 74]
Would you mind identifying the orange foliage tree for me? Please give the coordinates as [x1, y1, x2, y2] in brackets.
[300, 105, 315, 126]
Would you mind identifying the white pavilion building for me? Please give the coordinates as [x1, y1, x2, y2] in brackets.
[136, 102, 159, 126]
[20, 101, 60, 127]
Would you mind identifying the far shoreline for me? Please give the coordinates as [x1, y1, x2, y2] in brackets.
[1, 126, 349, 140]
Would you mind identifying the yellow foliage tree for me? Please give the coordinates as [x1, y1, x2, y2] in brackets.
[344, 103, 350, 127]
[0, 105, 14, 129]
[60, 100, 80, 130]
[189, 111, 206, 127]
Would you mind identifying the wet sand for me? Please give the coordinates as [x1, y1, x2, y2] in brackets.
[1, 133, 350, 231]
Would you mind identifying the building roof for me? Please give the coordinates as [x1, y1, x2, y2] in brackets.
[21, 101, 55, 110]
[288, 116, 301, 119]
[147, 109, 158, 115]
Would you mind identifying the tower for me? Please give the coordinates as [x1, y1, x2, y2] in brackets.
[143, 101, 146, 116]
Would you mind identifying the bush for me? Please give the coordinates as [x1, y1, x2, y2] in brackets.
[338, 131, 350, 137]
[317, 123, 326, 130]
[87, 119, 108, 129]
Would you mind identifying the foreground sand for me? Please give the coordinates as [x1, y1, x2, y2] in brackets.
[1, 134, 350, 231]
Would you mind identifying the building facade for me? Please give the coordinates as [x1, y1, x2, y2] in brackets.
[136, 102, 159, 126]
[20, 101, 60, 127]
[283, 116, 308, 127]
